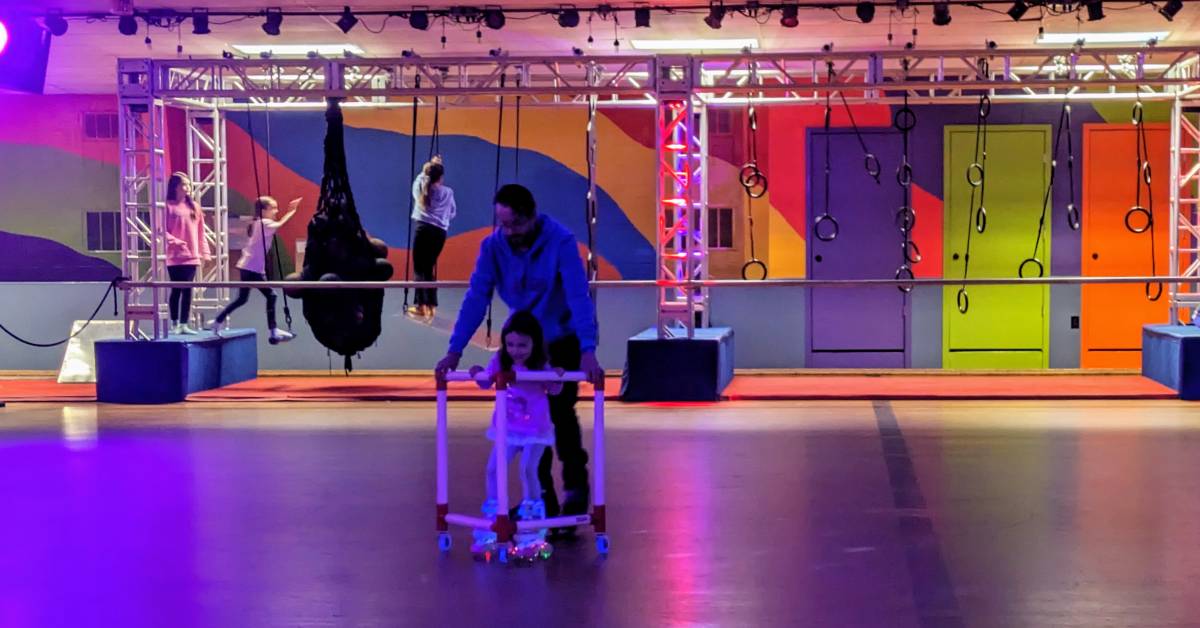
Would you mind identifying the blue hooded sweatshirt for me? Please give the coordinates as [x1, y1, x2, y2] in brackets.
[448, 214, 598, 355]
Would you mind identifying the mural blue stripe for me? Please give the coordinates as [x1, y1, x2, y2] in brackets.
[228, 111, 654, 279]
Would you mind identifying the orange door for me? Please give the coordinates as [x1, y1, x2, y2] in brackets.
[1081, 123, 1171, 368]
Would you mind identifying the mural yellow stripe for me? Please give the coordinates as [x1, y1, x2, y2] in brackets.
[767, 201, 807, 278]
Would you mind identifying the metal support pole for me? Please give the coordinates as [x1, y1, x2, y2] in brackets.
[186, 104, 230, 324]
[118, 59, 169, 340]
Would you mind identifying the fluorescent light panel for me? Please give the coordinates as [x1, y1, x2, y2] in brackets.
[1036, 31, 1169, 44]
[630, 38, 759, 51]
[1013, 63, 1169, 73]
[230, 44, 366, 56]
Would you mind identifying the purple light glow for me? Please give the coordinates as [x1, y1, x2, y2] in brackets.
[0, 21, 9, 55]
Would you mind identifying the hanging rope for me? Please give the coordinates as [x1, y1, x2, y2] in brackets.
[956, 76, 991, 314]
[429, 95, 440, 159]
[1125, 100, 1163, 301]
[585, 90, 600, 304]
[814, 62, 840, 243]
[514, 75, 522, 181]
[1020, 101, 1077, 279]
[245, 102, 293, 331]
[485, 74, 507, 343]
[739, 62, 768, 280]
[402, 82, 420, 311]
[893, 61, 919, 293]
[0, 277, 122, 348]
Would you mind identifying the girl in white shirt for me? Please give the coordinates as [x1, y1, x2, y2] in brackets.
[208, 196, 299, 344]
[408, 155, 457, 319]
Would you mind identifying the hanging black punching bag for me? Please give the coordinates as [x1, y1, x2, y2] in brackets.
[285, 98, 394, 371]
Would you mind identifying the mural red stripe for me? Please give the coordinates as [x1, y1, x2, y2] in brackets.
[0, 94, 120, 165]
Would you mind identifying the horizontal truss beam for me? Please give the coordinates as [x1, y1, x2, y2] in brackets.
[124, 46, 1200, 105]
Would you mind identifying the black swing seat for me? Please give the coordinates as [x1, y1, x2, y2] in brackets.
[284, 99, 394, 371]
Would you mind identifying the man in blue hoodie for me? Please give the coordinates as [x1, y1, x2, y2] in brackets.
[435, 183, 603, 517]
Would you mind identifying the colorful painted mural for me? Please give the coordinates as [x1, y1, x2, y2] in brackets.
[0, 93, 1179, 369]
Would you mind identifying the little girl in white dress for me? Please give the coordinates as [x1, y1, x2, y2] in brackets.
[468, 311, 563, 553]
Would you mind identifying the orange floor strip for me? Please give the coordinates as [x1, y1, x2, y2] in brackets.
[0, 374, 1177, 403]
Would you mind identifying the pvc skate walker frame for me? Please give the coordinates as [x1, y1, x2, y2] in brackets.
[435, 370, 608, 562]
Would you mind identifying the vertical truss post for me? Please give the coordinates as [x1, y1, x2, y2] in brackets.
[186, 104, 230, 323]
[654, 56, 708, 338]
[118, 59, 169, 340]
[1170, 96, 1200, 323]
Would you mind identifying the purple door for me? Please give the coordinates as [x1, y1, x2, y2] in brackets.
[807, 129, 908, 368]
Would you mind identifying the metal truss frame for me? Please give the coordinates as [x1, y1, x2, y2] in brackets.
[186, 104, 231, 321]
[118, 45, 1200, 340]
[118, 60, 169, 340]
[655, 57, 709, 338]
[138, 45, 1200, 107]
[1169, 96, 1200, 323]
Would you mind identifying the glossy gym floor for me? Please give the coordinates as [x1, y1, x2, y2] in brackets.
[2, 399, 1199, 628]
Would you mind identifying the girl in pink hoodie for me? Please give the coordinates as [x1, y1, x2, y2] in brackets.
[164, 172, 211, 335]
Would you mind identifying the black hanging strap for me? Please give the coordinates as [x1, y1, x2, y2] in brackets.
[1020, 101, 1077, 279]
[892, 62, 919, 294]
[738, 62, 768, 280]
[1125, 101, 1163, 301]
[957, 83, 991, 314]
[245, 103, 294, 331]
[813, 62, 840, 244]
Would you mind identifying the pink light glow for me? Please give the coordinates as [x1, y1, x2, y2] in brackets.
[0, 21, 9, 56]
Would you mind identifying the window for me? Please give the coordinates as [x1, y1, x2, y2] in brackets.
[85, 211, 149, 252]
[85, 211, 120, 252]
[708, 207, 734, 249]
[82, 112, 120, 140]
[709, 109, 733, 135]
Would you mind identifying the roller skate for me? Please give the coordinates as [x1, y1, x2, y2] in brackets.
[510, 499, 553, 562]
[469, 499, 502, 562]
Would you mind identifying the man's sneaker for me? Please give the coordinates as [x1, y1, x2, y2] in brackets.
[561, 488, 590, 516]
[269, 328, 295, 344]
[178, 324, 200, 335]
[206, 319, 226, 334]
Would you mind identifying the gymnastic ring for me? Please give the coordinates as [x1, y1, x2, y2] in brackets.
[1146, 281, 1164, 302]
[741, 258, 768, 280]
[1065, 203, 1081, 231]
[1132, 102, 1144, 124]
[896, 161, 913, 188]
[978, 94, 992, 118]
[904, 239, 922, 265]
[966, 162, 985, 188]
[1018, 257, 1044, 279]
[739, 163, 760, 188]
[1141, 161, 1153, 185]
[1124, 205, 1152, 234]
[814, 214, 840, 242]
[974, 206, 988, 234]
[864, 154, 882, 182]
[893, 106, 917, 132]
[895, 266, 915, 293]
[742, 171, 768, 199]
[956, 287, 970, 314]
[894, 206, 917, 232]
